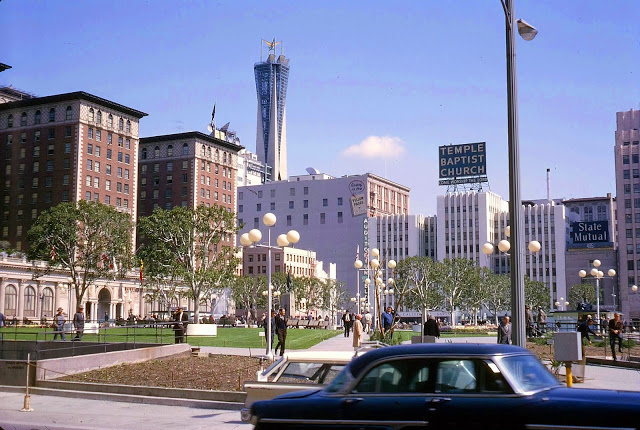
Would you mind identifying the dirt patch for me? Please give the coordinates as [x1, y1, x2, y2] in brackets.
[59, 355, 263, 391]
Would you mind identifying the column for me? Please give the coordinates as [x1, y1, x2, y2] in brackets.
[0, 278, 6, 313]
[17, 280, 25, 320]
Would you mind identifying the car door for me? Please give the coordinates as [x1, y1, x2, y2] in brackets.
[340, 358, 435, 430]
[425, 358, 533, 430]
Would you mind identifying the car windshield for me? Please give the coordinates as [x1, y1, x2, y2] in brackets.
[278, 362, 346, 385]
[323, 366, 354, 393]
[500, 355, 559, 392]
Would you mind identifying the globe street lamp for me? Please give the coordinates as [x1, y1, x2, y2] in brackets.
[578, 259, 616, 324]
[502, 0, 538, 348]
[239, 213, 300, 359]
[368, 248, 396, 333]
[354, 258, 365, 314]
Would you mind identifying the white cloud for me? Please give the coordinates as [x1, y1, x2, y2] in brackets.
[342, 136, 405, 159]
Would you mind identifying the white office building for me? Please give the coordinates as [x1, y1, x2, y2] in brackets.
[437, 191, 567, 310]
[237, 171, 410, 300]
[236, 149, 272, 187]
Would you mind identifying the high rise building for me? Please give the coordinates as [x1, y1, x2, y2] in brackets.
[0, 91, 147, 250]
[138, 131, 243, 249]
[254, 39, 289, 181]
[614, 108, 640, 321]
[237, 149, 272, 187]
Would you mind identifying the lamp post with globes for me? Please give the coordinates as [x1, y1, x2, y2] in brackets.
[578, 259, 616, 325]
[239, 213, 300, 359]
[368, 248, 396, 334]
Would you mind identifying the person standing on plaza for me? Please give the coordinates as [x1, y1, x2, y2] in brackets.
[525, 305, 535, 338]
[73, 305, 85, 341]
[497, 316, 512, 344]
[0, 310, 5, 340]
[578, 317, 597, 344]
[537, 307, 547, 334]
[173, 307, 188, 344]
[382, 307, 394, 336]
[363, 310, 372, 334]
[342, 311, 351, 338]
[264, 309, 277, 354]
[352, 314, 364, 353]
[608, 312, 624, 361]
[104, 312, 109, 323]
[274, 308, 288, 356]
[53, 307, 66, 340]
[424, 314, 440, 339]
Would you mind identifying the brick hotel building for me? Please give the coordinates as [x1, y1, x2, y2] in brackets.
[0, 91, 147, 250]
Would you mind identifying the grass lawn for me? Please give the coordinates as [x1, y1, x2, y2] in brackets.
[390, 330, 495, 343]
[0, 326, 343, 349]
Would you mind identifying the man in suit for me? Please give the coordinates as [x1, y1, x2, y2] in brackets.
[497, 316, 512, 344]
[54, 307, 66, 340]
[274, 308, 288, 356]
[424, 314, 440, 338]
[609, 312, 624, 361]
[263, 309, 277, 354]
[342, 311, 351, 337]
[73, 305, 85, 341]
[173, 307, 189, 344]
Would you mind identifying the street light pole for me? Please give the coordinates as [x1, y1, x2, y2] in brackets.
[503, 0, 537, 347]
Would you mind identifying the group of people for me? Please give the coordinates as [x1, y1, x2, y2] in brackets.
[261, 308, 289, 356]
[579, 312, 625, 361]
[525, 305, 547, 337]
[342, 310, 376, 337]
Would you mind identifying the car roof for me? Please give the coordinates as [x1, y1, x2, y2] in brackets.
[348, 343, 530, 376]
[281, 350, 357, 362]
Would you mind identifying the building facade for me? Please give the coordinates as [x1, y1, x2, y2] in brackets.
[614, 108, 640, 320]
[563, 195, 618, 313]
[237, 149, 272, 187]
[0, 91, 147, 251]
[242, 246, 317, 278]
[237, 172, 410, 299]
[254, 40, 289, 181]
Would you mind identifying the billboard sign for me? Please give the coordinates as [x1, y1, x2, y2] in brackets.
[569, 221, 613, 249]
[351, 194, 367, 216]
[439, 142, 488, 186]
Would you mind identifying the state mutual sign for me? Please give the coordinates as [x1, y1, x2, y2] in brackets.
[569, 221, 613, 249]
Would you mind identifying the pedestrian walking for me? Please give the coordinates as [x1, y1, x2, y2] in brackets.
[342, 312, 351, 337]
[525, 305, 535, 338]
[73, 305, 85, 341]
[497, 316, 512, 344]
[537, 307, 547, 334]
[424, 314, 440, 338]
[264, 310, 277, 354]
[363, 311, 372, 333]
[608, 313, 624, 361]
[53, 307, 66, 340]
[173, 307, 188, 344]
[274, 308, 288, 356]
[352, 314, 364, 353]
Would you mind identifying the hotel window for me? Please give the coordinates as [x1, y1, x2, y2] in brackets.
[35, 110, 41, 124]
[303, 214, 308, 225]
[304, 200, 308, 208]
[85, 191, 91, 201]
[96, 130, 101, 141]
[88, 128, 94, 139]
[107, 134, 112, 145]
[624, 155, 630, 164]
[66, 106, 72, 120]
[20, 112, 27, 126]
[304, 186, 308, 195]
[126, 120, 131, 133]
[48, 128, 55, 139]
[118, 137, 123, 147]
[106, 180, 111, 191]
[167, 145, 173, 156]
[323, 198, 328, 207]
[118, 118, 124, 131]
[63, 174, 69, 185]
[270, 202, 275, 210]
[626, 214, 632, 224]
[182, 143, 189, 155]
[636, 213, 640, 223]
[625, 184, 631, 194]
[125, 139, 130, 149]
[289, 201, 294, 209]
[635, 154, 640, 164]
[142, 148, 147, 159]
[635, 169, 640, 179]
[95, 146, 101, 156]
[338, 197, 343, 206]
[49, 108, 55, 122]
[94, 177, 99, 188]
[34, 131, 40, 142]
[257, 203, 261, 211]
[7, 114, 13, 127]
[88, 109, 94, 122]
[627, 229, 633, 238]
[287, 215, 291, 226]
[338, 211, 343, 223]
[108, 114, 113, 127]
[94, 161, 100, 173]
[87, 159, 93, 171]
[625, 199, 632, 209]
[290, 187, 295, 196]
[635, 184, 640, 193]
[88, 144, 93, 154]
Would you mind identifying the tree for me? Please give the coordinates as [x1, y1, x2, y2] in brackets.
[568, 283, 596, 309]
[460, 266, 490, 325]
[395, 256, 444, 326]
[524, 277, 550, 311]
[27, 201, 133, 307]
[440, 258, 479, 326]
[137, 205, 240, 323]
[483, 272, 510, 325]
[230, 275, 267, 322]
[319, 279, 348, 325]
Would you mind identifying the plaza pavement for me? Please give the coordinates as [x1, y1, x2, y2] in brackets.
[0, 331, 638, 429]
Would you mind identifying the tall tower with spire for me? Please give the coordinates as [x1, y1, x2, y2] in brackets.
[254, 38, 289, 181]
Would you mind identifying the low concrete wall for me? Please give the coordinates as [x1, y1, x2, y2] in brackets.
[37, 380, 245, 403]
[37, 343, 191, 380]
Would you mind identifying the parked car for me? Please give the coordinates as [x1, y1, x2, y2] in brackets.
[241, 350, 358, 422]
[248, 343, 640, 429]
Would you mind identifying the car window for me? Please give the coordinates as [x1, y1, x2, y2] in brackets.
[500, 355, 558, 392]
[436, 360, 477, 393]
[478, 360, 511, 394]
[277, 362, 346, 385]
[354, 359, 431, 394]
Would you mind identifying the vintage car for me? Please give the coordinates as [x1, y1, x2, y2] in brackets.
[248, 343, 640, 429]
[241, 350, 357, 422]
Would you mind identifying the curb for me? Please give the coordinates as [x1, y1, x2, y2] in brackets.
[0, 384, 245, 410]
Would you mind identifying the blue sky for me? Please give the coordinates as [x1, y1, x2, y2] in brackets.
[2, 1, 639, 215]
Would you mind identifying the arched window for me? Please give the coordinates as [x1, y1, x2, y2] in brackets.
[7, 114, 13, 128]
[96, 111, 102, 124]
[223, 152, 227, 163]
[66, 106, 72, 120]
[215, 149, 219, 161]
[24, 285, 36, 317]
[141, 148, 147, 159]
[35, 110, 42, 124]
[167, 145, 173, 156]
[49, 108, 56, 122]
[88, 108, 94, 122]
[126, 120, 131, 133]
[20, 112, 27, 126]
[4, 285, 17, 315]
[206, 147, 211, 157]
[42, 287, 54, 316]
[118, 118, 124, 131]
[201, 145, 206, 156]
[171, 297, 178, 308]
[182, 143, 189, 155]
[108, 114, 113, 127]
[154, 146, 160, 157]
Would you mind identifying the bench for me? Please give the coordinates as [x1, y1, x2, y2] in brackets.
[298, 320, 309, 328]
[287, 319, 299, 328]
